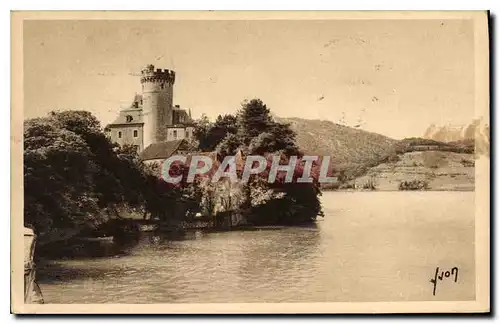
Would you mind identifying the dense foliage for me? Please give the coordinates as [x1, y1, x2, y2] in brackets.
[193, 114, 238, 152]
[25, 99, 325, 238]
[23, 111, 182, 236]
[398, 179, 430, 191]
[193, 99, 324, 225]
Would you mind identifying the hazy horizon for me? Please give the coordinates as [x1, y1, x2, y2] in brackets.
[23, 19, 476, 139]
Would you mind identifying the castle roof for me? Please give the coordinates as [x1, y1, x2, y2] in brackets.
[106, 94, 144, 127]
[172, 109, 193, 125]
[108, 108, 143, 126]
[140, 139, 193, 161]
[129, 94, 143, 109]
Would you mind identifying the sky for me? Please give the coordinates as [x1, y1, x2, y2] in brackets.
[23, 19, 475, 139]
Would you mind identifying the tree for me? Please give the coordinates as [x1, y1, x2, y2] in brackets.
[193, 114, 212, 151]
[216, 133, 243, 158]
[183, 98, 325, 226]
[242, 153, 323, 225]
[50, 111, 153, 212]
[237, 99, 273, 145]
[24, 117, 98, 234]
[236, 99, 324, 225]
[194, 114, 238, 152]
[211, 115, 238, 146]
[247, 124, 300, 156]
[24, 110, 183, 236]
[268, 122, 301, 156]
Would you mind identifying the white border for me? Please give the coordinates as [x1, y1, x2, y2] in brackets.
[4, 3, 496, 322]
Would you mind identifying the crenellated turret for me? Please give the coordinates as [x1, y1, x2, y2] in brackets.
[140, 64, 176, 85]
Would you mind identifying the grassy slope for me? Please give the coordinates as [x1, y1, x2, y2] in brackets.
[278, 117, 398, 178]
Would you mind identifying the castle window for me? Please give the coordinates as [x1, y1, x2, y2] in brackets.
[133, 130, 138, 138]
[118, 131, 122, 139]
[173, 130, 177, 139]
[126, 115, 133, 123]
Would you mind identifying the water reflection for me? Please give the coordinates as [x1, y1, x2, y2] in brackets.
[232, 228, 323, 301]
[37, 238, 135, 261]
[36, 192, 476, 303]
[37, 261, 113, 284]
[239, 227, 321, 274]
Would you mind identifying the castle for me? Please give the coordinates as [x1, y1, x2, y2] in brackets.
[106, 64, 195, 161]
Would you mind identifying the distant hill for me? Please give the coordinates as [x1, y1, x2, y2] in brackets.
[276, 117, 480, 189]
[276, 117, 398, 179]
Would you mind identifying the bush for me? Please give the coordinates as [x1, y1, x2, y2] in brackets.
[361, 176, 377, 190]
[339, 183, 356, 189]
[387, 154, 400, 163]
[398, 180, 430, 191]
[381, 154, 400, 164]
[460, 159, 475, 167]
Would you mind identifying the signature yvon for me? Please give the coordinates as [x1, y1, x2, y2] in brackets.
[430, 267, 459, 296]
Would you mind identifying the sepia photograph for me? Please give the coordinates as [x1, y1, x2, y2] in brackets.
[11, 11, 490, 314]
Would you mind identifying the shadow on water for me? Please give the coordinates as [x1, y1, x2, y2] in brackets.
[35, 234, 143, 284]
[36, 228, 206, 261]
[36, 261, 114, 284]
[152, 229, 203, 241]
[132, 230, 210, 253]
[36, 234, 141, 261]
[36, 224, 324, 293]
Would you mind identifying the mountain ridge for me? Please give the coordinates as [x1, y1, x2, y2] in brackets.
[423, 118, 490, 155]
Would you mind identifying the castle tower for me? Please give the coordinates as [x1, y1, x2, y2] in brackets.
[140, 64, 176, 148]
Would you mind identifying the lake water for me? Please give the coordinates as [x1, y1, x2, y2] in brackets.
[37, 191, 475, 303]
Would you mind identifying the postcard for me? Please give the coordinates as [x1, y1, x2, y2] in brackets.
[11, 10, 490, 314]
